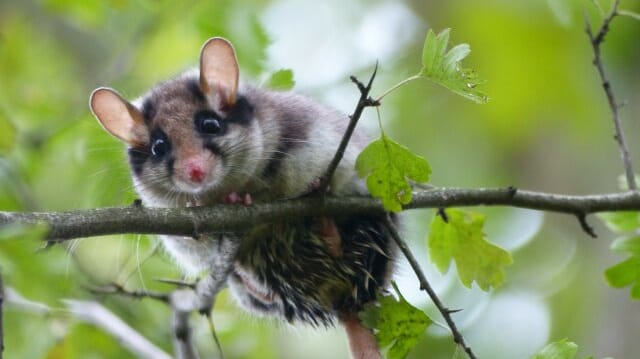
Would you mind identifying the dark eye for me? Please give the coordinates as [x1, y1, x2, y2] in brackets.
[151, 138, 168, 157]
[199, 117, 222, 135]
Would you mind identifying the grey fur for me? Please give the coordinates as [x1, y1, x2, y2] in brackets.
[98, 49, 393, 326]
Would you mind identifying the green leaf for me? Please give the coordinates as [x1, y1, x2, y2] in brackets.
[428, 209, 513, 290]
[452, 345, 471, 359]
[610, 236, 640, 255]
[419, 28, 488, 104]
[265, 69, 295, 90]
[597, 211, 640, 233]
[598, 209, 640, 299]
[359, 283, 432, 359]
[0, 116, 16, 154]
[530, 339, 578, 359]
[355, 134, 431, 212]
[605, 257, 640, 287]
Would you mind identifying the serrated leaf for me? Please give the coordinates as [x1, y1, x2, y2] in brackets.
[265, 69, 295, 90]
[356, 134, 431, 212]
[419, 28, 488, 104]
[428, 209, 513, 290]
[359, 284, 432, 359]
[597, 211, 640, 233]
[605, 257, 640, 288]
[530, 339, 578, 359]
[0, 116, 17, 153]
[422, 29, 449, 77]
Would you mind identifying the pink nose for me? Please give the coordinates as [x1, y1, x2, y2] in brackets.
[188, 165, 205, 183]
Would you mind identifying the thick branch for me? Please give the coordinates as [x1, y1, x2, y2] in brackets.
[585, 0, 637, 191]
[64, 300, 172, 359]
[1, 188, 639, 241]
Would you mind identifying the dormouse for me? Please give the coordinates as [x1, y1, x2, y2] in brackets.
[90, 37, 395, 359]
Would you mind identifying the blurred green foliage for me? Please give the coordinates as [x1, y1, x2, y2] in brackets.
[419, 28, 488, 104]
[0, 0, 639, 358]
[356, 133, 431, 212]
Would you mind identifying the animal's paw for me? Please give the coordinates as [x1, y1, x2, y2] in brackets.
[223, 192, 253, 206]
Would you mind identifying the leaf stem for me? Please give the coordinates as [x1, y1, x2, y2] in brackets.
[375, 74, 421, 102]
[618, 9, 640, 21]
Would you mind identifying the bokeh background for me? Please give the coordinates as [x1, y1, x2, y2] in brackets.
[1, 0, 639, 358]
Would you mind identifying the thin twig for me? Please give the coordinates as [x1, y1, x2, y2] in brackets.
[585, 0, 637, 191]
[90, 283, 170, 303]
[383, 215, 477, 359]
[317, 63, 380, 193]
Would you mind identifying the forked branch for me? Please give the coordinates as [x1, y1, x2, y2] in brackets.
[585, 0, 637, 191]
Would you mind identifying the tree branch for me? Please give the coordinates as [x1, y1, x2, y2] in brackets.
[383, 215, 477, 359]
[317, 64, 380, 193]
[1, 188, 638, 241]
[585, 0, 638, 191]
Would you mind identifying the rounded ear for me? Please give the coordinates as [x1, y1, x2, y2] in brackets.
[90, 87, 147, 145]
[199, 37, 239, 110]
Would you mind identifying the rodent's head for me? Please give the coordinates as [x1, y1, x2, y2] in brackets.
[90, 38, 260, 203]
